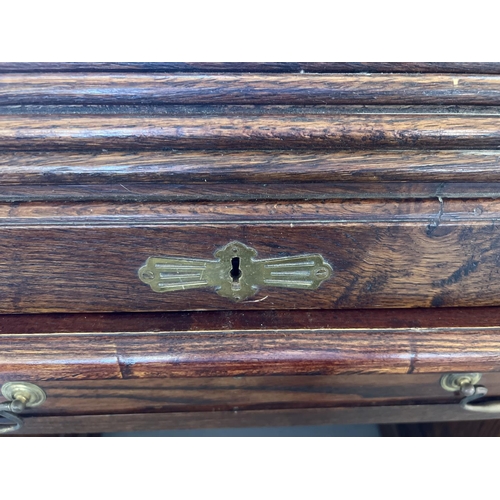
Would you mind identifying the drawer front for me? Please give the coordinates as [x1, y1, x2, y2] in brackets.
[10, 404, 500, 435]
[5, 374, 500, 435]
[11, 374, 500, 417]
[0, 198, 499, 313]
[2, 310, 500, 433]
[2, 69, 500, 314]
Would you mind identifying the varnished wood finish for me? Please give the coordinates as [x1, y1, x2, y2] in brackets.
[9, 404, 500, 435]
[2, 327, 500, 380]
[1, 374, 473, 416]
[1, 150, 500, 201]
[0, 199, 498, 312]
[6, 181, 500, 202]
[5, 372, 500, 417]
[4, 151, 500, 184]
[1, 63, 500, 73]
[2, 307, 500, 334]
[4, 73, 500, 105]
[3, 65, 500, 432]
[3, 114, 500, 151]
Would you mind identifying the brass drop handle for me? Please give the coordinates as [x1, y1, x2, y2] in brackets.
[458, 385, 500, 413]
[440, 373, 500, 414]
[0, 382, 46, 434]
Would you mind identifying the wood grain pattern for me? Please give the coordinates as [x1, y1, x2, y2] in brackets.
[2, 66, 500, 434]
[0, 197, 464, 222]
[5, 372, 500, 418]
[2, 327, 500, 380]
[6, 181, 500, 203]
[1, 63, 500, 73]
[4, 374, 481, 417]
[4, 151, 500, 185]
[2, 307, 500, 334]
[3, 73, 500, 105]
[9, 404, 500, 435]
[0, 199, 498, 312]
[2, 114, 500, 151]
[2, 151, 500, 201]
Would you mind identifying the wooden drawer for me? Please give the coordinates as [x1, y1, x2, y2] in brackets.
[13, 373, 500, 417]
[1, 69, 500, 314]
[9, 373, 500, 435]
[2, 308, 500, 434]
[0, 198, 499, 313]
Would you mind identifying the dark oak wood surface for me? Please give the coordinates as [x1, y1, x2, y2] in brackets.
[2, 326, 500, 380]
[9, 404, 500, 435]
[2, 374, 477, 416]
[3, 114, 500, 151]
[3, 73, 500, 105]
[6, 373, 500, 417]
[5, 151, 500, 185]
[2, 66, 500, 433]
[2, 307, 500, 334]
[2, 150, 500, 202]
[0, 199, 498, 313]
[6, 181, 500, 202]
[1, 63, 499, 73]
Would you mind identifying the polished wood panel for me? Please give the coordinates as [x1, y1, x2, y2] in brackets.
[2, 328, 500, 380]
[11, 373, 500, 417]
[10, 404, 500, 435]
[2, 114, 500, 150]
[1, 150, 500, 201]
[2, 307, 500, 335]
[3, 73, 500, 105]
[1, 63, 500, 73]
[4, 151, 500, 185]
[6, 374, 475, 416]
[0, 197, 471, 221]
[0, 199, 498, 312]
[5, 181, 500, 202]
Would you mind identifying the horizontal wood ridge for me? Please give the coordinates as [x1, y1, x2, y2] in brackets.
[1, 327, 500, 380]
[1, 114, 500, 151]
[0, 67, 499, 200]
[1, 63, 500, 73]
[2, 73, 500, 105]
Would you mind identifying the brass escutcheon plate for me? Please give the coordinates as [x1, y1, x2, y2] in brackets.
[138, 241, 333, 302]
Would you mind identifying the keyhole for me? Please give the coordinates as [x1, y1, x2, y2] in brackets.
[230, 257, 242, 281]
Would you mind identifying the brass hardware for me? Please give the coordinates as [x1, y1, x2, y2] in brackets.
[0, 381, 46, 434]
[139, 241, 333, 301]
[440, 372, 500, 414]
[440, 373, 482, 392]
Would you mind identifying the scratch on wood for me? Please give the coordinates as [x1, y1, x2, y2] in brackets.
[242, 295, 269, 304]
[116, 354, 126, 379]
[426, 196, 444, 236]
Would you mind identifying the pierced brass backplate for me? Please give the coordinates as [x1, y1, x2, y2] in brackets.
[139, 241, 333, 302]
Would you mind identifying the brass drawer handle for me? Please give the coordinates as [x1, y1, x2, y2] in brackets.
[0, 382, 46, 434]
[440, 373, 500, 414]
[139, 240, 332, 302]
